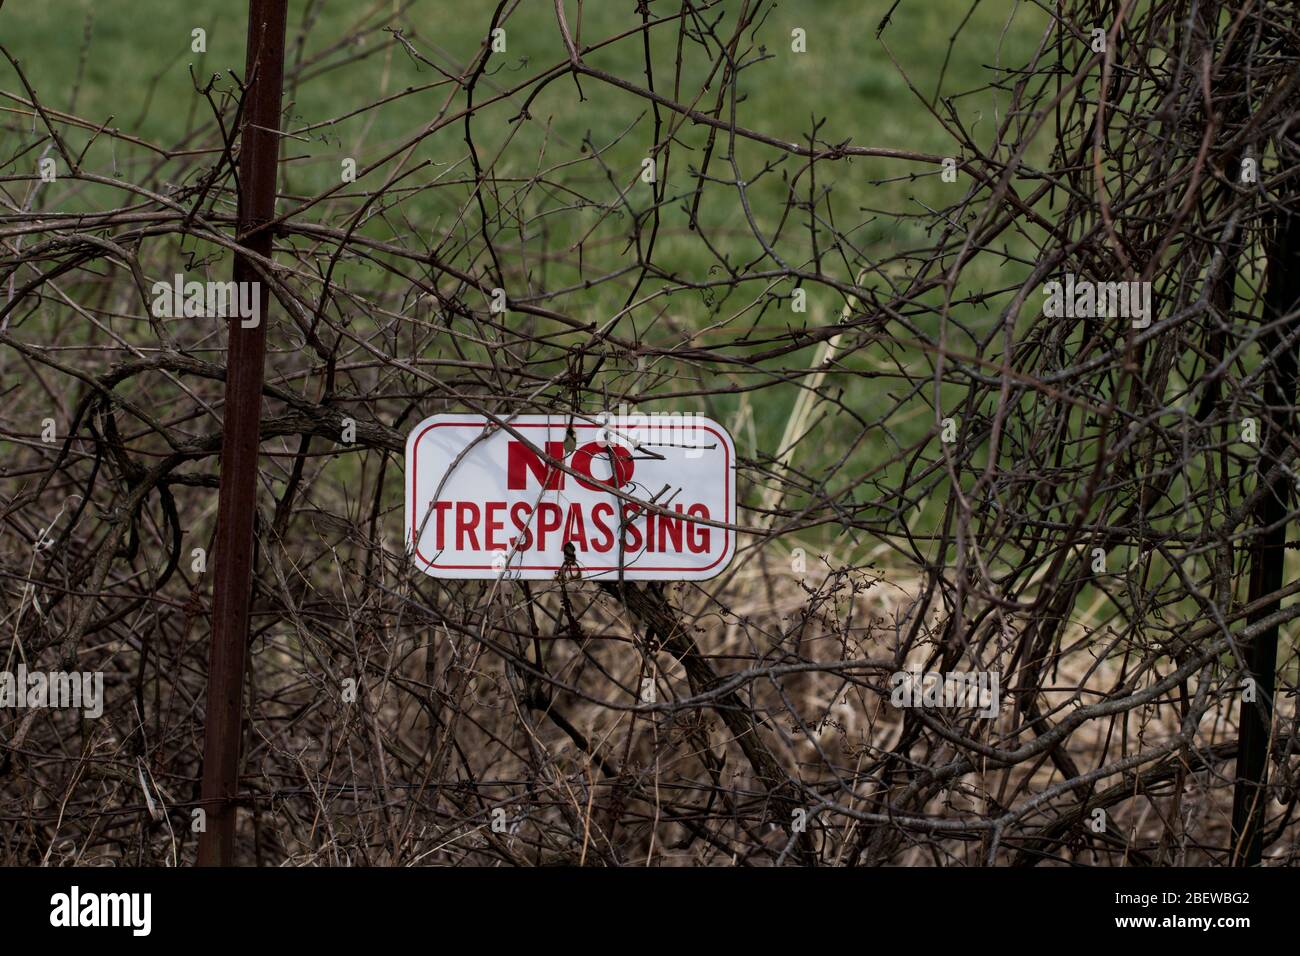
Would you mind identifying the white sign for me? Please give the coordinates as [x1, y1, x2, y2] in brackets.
[405, 413, 736, 580]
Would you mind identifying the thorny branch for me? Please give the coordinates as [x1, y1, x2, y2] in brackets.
[1, 0, 1298, 866]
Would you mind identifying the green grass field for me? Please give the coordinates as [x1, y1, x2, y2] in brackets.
[7, 0, 1056, 557]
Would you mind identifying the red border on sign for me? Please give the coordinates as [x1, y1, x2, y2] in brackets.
[409, 420, 732, 573]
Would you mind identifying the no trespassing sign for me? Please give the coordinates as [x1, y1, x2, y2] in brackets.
[405, 414, 736, 580]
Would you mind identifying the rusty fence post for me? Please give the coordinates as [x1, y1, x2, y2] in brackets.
[197, 0, 289, 867]
[1230, 198, 1300, 867]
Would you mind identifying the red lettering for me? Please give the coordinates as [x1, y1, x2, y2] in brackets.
[455, 502, 480, 550]
[429, 500, 453, 549]
[590, 503, 615, 552]
[563, 503, 588, 550]
[620, 504, 643, 552]
[572, 441, 634, 491]
[510, 502, 533, 550]
[536, 502, 562, 550]
[687, 503, 710, 553]
[485, 501, 505, 550]
[658, 505, 684, 552]
[507, 440, 566, 490]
